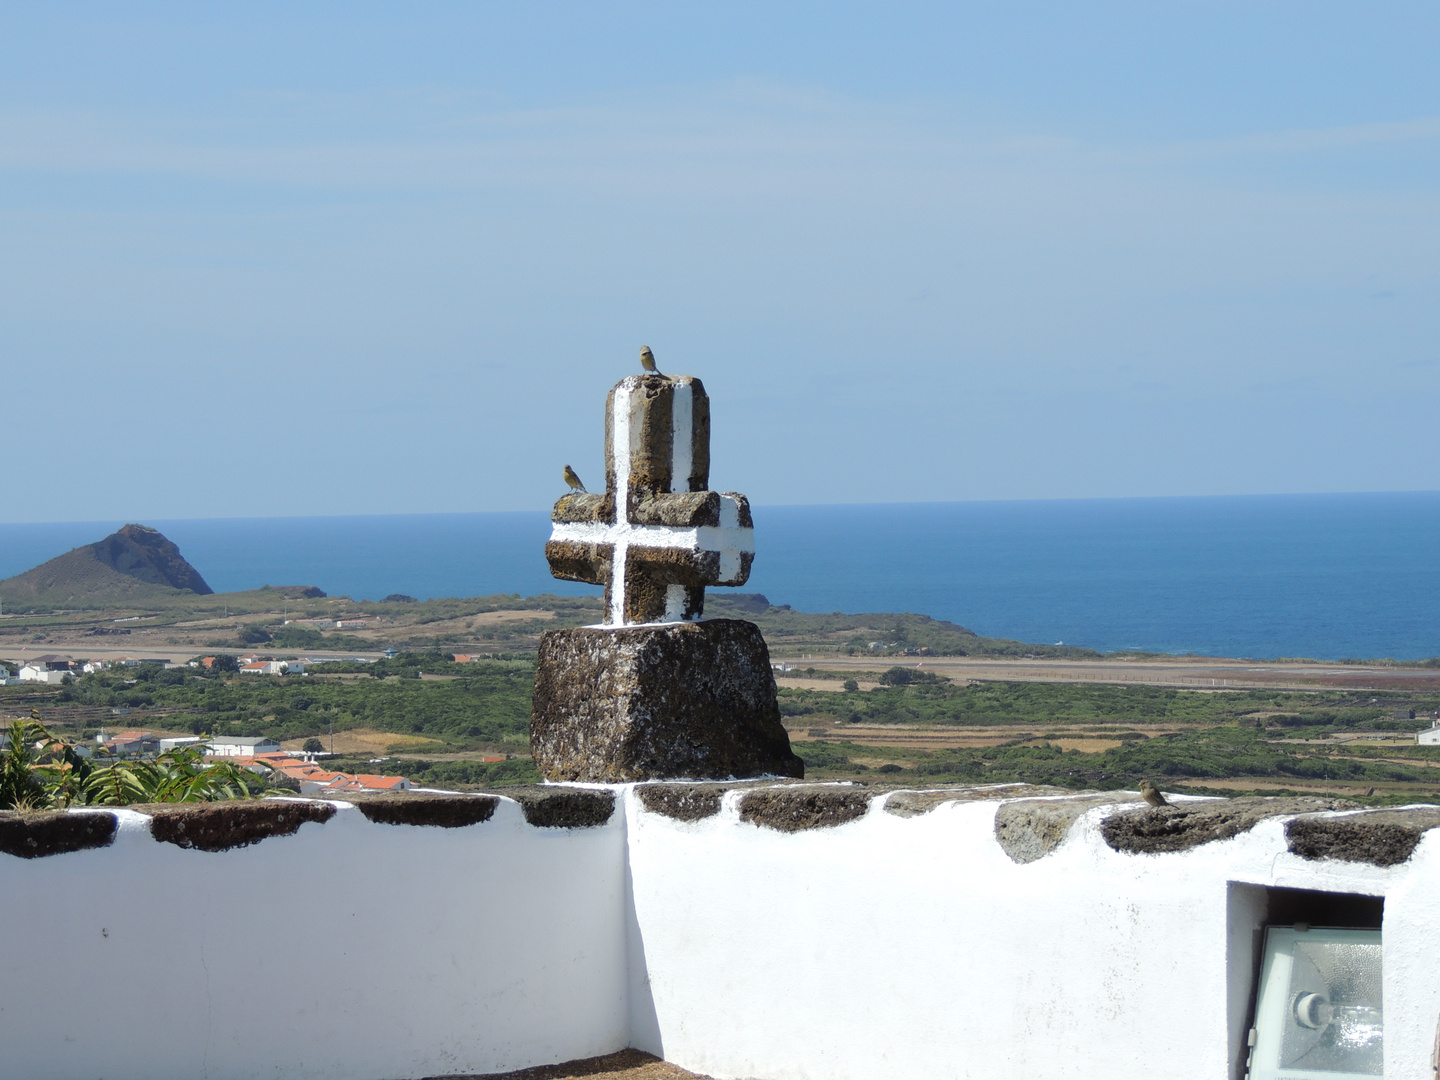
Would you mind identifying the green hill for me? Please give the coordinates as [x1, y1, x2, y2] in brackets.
[0, 524, 213, 609]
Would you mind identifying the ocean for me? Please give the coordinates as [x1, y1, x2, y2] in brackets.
[2, 492, 1437, 661]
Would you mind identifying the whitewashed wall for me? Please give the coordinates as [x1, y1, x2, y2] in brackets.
[623, 790, 1438, 1080]
[4, 788, 1439, 1080]
[0, 798, 629, 1080]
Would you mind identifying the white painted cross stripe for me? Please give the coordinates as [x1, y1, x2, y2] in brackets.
[671, 380, 693, 494]
[549, 376, 753, 626]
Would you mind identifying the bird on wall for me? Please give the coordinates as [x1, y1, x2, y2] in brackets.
[639, 345, 663, 375]
[563, 465, 587, 494]
[1140, 779, 1169, 808]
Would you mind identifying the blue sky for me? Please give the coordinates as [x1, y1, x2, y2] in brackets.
[2, 4, 1437, 522]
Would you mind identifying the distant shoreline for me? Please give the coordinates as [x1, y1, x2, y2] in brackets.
[5, 491, 1440, 660]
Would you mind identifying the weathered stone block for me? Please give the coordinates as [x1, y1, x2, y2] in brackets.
[147, 800, 335, 852]
[0, 810, 117, 859]
[739, 786, 870, 832]
[1101, 796, 1357, 856]
[1285, 807, 1440, 866]
[995, 793, 1143, 864]
[532, 619, 804, 783]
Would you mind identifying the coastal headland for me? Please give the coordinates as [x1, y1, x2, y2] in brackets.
[6, 526, 1440, 805]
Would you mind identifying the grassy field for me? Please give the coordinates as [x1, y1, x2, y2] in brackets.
[0, 589, 1112, 661]
[6, 657, 1440, 800]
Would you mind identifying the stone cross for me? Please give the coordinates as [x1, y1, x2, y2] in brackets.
[546, 373, 755, 625]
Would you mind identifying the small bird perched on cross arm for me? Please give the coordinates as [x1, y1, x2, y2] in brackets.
[1140, 779, 1169, 808]
[639, 345, 663, 375]
[562, 465, 587, 494]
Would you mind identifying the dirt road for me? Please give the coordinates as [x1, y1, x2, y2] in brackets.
[789, 655, 1440, 693]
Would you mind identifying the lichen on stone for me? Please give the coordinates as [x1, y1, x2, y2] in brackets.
[503, 787, 617, 829]
[738, 787, 871, 832]
[1285, 807, 1440, 867]
[1101, 797, 1356, 856]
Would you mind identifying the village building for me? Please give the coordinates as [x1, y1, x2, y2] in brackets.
[238, 659, 303, 675]
[204, 735, 282, 757]
[100, 731, 160, 756]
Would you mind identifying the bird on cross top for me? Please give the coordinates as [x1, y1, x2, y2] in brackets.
[639, 345, 663, 375]
[562, 465, 587, 494]
[1140, 779, 1169, 808]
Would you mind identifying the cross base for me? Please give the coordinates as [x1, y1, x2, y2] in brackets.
[531, 619, 804, 783]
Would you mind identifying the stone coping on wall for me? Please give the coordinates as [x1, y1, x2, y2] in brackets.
[1097, 796, 1360, 857]
[0, 809, 119, 859]
[1285, 806, 1440, 866]
[6, 783, 1440, 866]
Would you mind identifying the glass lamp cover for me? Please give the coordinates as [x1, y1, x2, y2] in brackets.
[1248, 926, 1382, 1080]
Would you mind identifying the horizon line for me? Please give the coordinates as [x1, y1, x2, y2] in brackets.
[3, 488, 1439, 528]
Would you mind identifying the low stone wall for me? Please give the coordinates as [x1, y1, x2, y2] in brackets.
[4, 784, 1440, 1080]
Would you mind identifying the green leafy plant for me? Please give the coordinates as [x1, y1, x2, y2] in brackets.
[1, 710, 92, 810]
[0, 710, 266, 809]
[82, 745, 262, 806]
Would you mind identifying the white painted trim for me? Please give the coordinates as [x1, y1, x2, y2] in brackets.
[670, 380, 693, 494]
[663, 584, 687, 622]
[548, 520, 755, 578]
[610, 382, 635, 626]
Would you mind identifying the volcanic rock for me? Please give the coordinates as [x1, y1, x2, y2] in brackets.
[0, 523, 212, 606]
[531, 619, 804, 783]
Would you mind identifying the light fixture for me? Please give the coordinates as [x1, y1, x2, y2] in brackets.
[1247, 925, 1383, 1079]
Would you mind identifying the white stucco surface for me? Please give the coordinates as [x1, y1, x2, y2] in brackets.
[621, 791, 1434, 1080]
[4, 788, 1439, 1080]
[0, 798, 629, 1080]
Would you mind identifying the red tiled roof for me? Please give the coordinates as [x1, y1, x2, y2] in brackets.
[351, 775, 407, 789]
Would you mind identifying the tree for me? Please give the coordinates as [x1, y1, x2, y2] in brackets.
[843, 679, 860, 693]
[302, 737, 324, 753]
[210, 654, 240, 673]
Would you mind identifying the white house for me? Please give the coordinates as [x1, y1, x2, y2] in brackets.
[158, 736, 203, 752]
[1417, 720, 1440, 745]
[240, 660, 301, 676]
[204, 736, 282, 757]
[18, 664, 68, 685]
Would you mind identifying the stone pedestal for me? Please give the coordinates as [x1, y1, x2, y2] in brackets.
[531, 619, 804, 783]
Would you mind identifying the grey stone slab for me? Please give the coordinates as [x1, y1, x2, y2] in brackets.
[995, 793, 1143, 864]
[532, 620, 803, 783]
[884, 784, 1071, 818]
[1102, 797, 1356, 856]
[343, 793, 500, 829]
[147, 801, 336, 852]
[502, 787, 617, 829]
[0, 810, 118, 859]
[1286, 807, 1440, 867]
[738, 786, 872, 833]
[635, 781, 777, 822]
